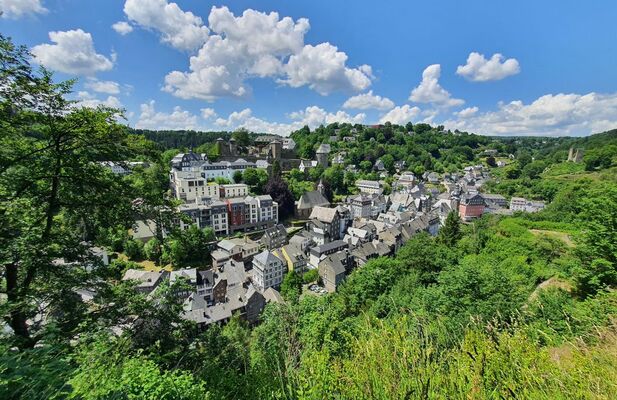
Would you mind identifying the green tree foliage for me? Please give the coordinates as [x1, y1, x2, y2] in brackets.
[232, 170, 243, 183]
[163, 226, 215, 268]
[69, 337, 209, 400]
[280, 271, 302, 302]
[583, 145, 617, 171]
[243, 167, 268, 194]
[2, 34, 617, 399]
[231, 128, 250, 146]
[0, 35, 135, 346]
[302, 269, 319, 284]
[438, 211, 462, 247]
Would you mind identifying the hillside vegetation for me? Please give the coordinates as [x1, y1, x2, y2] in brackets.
[1, 34, 616, 399]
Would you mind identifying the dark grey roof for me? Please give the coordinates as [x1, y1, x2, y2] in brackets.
[297, 191, 330, 210]
[311, 240, 347, 255]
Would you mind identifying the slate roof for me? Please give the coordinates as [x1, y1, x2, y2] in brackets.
[309, 206, 338, 223]
[297, 191, 330, 211]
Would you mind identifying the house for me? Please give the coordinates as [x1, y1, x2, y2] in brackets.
[182, 277, 265, 329]
[263, 287, 285, 304]
[212, 237, 260, 268]
[130, 220, 159, 243]
[356, 179, 383, 195]
[122, 269, 169, 294]
[426, 172, 440, 184]
[288, 232, 313, 252]
[282, 138, 296, 150]
[482, 193, 508, 209]
[319, 251, 350, 293]
[350, 194, 372, 219]
[459, 193, 486, 221]
[377, 227, 403, 251]
[316, 143, 331, 168]
[260, 224, 288, 250]
[170, 151, 257, 183]
[252, 250, 286, 292]
[394, 160, 406, 172]
[176, 201, 229, 235]
[374, 159, 386, 172]
[295, 188, 330, 219]
[100, 161, 130, 175]
[299, 159, 318, 173]
[309, 240, 348, 269]
[219, 184, 249, 199]
[510, 197, 546, 213]
[169, 268, 200, 298]
[332, 153, 345, 165]
[352, 241, 390, 267]
[308, 206, 342, 244]
[273, 244, 308, 274]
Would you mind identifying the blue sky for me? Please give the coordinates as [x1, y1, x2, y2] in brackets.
[2, 0, 617, 136]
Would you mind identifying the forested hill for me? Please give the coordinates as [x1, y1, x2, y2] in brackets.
[130, 128, 235, 149]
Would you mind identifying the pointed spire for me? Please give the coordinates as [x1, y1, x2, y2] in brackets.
[317, 179, 325, 195]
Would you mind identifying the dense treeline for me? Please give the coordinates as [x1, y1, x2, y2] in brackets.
[1, 34, 617, 399]
[131, 129, 234, 150]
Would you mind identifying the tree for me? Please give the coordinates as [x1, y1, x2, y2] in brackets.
[280, 271, 302, 302]
[438, 211, 462, 247]
[302, 269, 319, 284]
[271, 159, 282, 178]
[0, 35, 135, 346]
[486, 156, 497, 167]
[243, 168, 268, 195]
[163, 226, 214, 268]
[231, 128, 250, 146]
[124, 238, 144, 260]
[322, 166, 345, 195]
[144, 238, 162, 262]
[264, 175, 295, 220]
[233, 170, 244, 183]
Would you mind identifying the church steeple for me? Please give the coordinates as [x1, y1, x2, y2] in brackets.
[317, 179, 325, 196]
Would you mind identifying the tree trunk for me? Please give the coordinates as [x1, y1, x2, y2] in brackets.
[5, 262, 34, 347]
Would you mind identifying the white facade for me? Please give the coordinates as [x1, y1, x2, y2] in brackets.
[252, 250, 286, 292]
[171, 168, 220, 203]
[356, 180, 383, 195]
[220, 184, 249, 199]
[510, 197, 546, 213]
[171, 169, 249, 204]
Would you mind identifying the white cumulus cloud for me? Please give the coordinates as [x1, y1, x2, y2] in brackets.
[211, 106, 365, 136]
[135, 101, 201, 130]
[200, 108, 217, 120]
[0, 0, 47, 19]
[409, 64, 464, 107]
[343, 90, 395, 110]
[31, 29, 114, 76]
[123, 0, 209, 51]
[163, 6, 310, 101]
[112, 21, 133, 35]
[163, 6, 372, 100]
[75, 91, 123, 109]
[282, 43, 372, 95]
[444, 92, 617, 136]
[85, 79, 121, 95]
[379, 105, 421, 124]
[455, 106, 479, 118]
[456, 52, 520, 82]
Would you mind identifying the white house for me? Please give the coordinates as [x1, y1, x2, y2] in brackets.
[252, 250, 286, 292]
